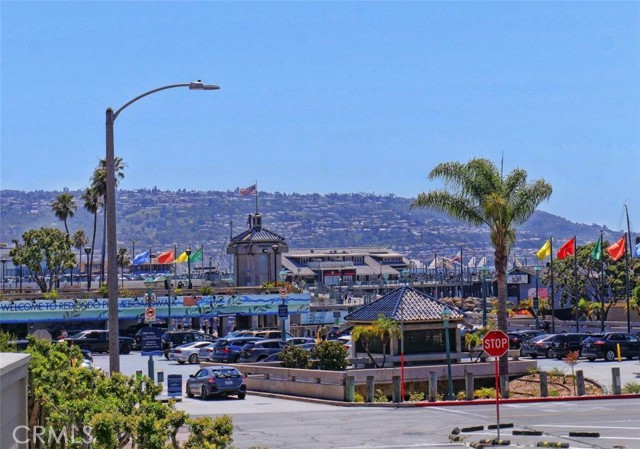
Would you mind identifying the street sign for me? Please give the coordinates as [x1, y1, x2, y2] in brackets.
[278, 304, 288, 318]
[167, 374, 182, 398]
[144, 307, 156, 323]
[279, 288, 287, 298]
[140, 327, 164, 356]
[482, 330, 509, 357]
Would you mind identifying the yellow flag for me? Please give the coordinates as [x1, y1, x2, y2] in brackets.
[175, 251, 188, 263]
[536, 239, 551, 260]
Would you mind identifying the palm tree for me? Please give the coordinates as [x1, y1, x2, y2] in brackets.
[351, 315, 400, 368]
[412, 158, 552, 375]
[91, 157, 126, 286]
[51, 193, 77, 235]
[117, 247, 131, 288]
[81, 186, 101, 290]
[72, 229, 88, 285]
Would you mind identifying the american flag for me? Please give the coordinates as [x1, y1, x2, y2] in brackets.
[239, 184, 257, 196]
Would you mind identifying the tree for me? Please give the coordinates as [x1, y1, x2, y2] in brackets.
[91, 157, 126, 286]
[9, 228, 75, 293]
[51, 192, 77, 236]
[351, 315, 400, 368]
[412, 158, 552, 375]
[81, 186, 101, 290]
[72, 229, 89, 282]
[117, 247, 131, 288]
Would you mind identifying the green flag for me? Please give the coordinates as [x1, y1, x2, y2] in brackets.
[189, 247, 203, 263]
[590, 237, 602, 261]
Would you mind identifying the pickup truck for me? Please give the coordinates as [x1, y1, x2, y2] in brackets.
[62, 330, 134, 354]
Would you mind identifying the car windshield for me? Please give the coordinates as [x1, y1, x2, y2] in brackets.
[211, 369, 241, 377]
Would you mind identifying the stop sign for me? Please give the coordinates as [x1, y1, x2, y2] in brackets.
[482, 330, 509, 357]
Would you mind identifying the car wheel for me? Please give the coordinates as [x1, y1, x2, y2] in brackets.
[201, 386, 208, 400]
[545, 349, 551, 358]
[238, 392, 246, 400]
[257, 355, 268, 362]
[188, 354, 198, 364]
[587, 357, 596, 361]
[178, 361, 185, 365]
[186, 385, 193, 398]
[530, 354, 537, 359]
[121, 343, 131, 355]
[605, 350, 616, 361]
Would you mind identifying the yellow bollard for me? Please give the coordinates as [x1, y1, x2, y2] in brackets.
[617, 343, 621, 362]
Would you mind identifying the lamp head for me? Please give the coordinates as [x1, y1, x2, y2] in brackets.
[440, 305, 452, 320]
[534, 265, 541, 273]
[189, 80, 220, 91]
[84, 247, 92, 255]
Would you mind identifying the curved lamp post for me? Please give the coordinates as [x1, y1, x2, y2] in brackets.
[105, 81, 219, 373]
[440, 305, 454, 400]
[279, 267, 288, 343]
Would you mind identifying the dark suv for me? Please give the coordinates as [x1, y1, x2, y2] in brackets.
[238, 339, 287, 363]
[508, 330, 546, 349]
[548, 333, 592, 359]
[581, 333, 640, 361]
[161, 330, 216, 359]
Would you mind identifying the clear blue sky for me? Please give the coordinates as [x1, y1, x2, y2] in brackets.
[2, 1, 639, 232]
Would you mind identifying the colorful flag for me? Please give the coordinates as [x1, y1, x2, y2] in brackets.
[590, 237, 602, 261]
[451, 250, 462, 263]
[239, 184, 257, 196]
[133, 249, 150, 265]
[557, 237, 575, 260]
[536, 239, 551, 260]
[607, 234, 626, 261]
[175, 251, 189, 263]
[189, 247, 203, 263]
[156, 250, 174, 264]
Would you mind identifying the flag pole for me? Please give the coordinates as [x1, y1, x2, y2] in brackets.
[624, 205, 632, 333]
[255, 180, 259, 214]
[201, 244, 205, 288]
[573, 236, 579, 333]
[599, 230, 605, 333]
[549, 237, 555, 333]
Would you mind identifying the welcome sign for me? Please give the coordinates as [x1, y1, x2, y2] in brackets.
[0, 293, 311, 324]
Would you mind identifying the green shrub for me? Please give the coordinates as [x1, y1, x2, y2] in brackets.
[547, 367, 566, 378]
[622, 382, 640, 394]
[314, 340, 349, 371]
[374, 389, 389, 403]
[98, 284, 109, 298]
[548, 388, 560, 397]
[200, 285, 214, 295]
[353, 392, 365, 403]
[279, 344, 311, 369]
[44, 289, 59, 300]
[409, 391, 425, 402]
[474, 387, 496, 399]
[455, 390, 467, 400]
[527, 366, 541, 375]
[119, 289, 136, 298]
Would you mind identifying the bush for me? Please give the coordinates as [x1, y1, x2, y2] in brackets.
[44, 289, 59, 300]
[622, 382, 640, 394]
[474, 387, 496, 399]
[279, 344, 311, 369]
[314, 340, 349, 371]
[98, 284, 109, 298]
[200, 285, 214, 295]
[374, 389, 389, 403]
[409, 391, 425, 402]
[353, 392, 365, 403]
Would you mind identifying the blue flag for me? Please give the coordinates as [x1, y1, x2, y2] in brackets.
[133, 249, 151, 265]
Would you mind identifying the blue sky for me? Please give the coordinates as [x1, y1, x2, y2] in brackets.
[2, 1, 639, 231]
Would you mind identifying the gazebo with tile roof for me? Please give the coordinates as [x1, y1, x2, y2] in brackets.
[344, 286, 465, 365]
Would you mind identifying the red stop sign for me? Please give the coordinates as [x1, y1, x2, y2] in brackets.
[482, 330, 509, 357]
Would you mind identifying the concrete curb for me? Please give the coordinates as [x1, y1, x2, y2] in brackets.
[247, 390, 640, 407]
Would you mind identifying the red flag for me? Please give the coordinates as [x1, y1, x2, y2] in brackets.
[556, 237, 575, 260]
[239, 184, 257, 196]
[156, 250, 175, 264]
[607, 234, 626, 261]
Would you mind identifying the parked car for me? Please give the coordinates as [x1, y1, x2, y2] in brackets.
[229, 329, 294, 340]
[161, 330, 216, 359]
[200, 337, 263, 363]
[581, 333, 640, 361]
[520, 334, 556, 358]
[287, 337, 316, 347]
[548, 333, 592, 359]
[168, 341, 214, 364]
[507, 330, 546, 349]
[185, 366, 247, 400]
[62, 330, 134, 354]
[238, 339, 287, 363]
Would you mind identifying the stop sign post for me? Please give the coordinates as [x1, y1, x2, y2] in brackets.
[482, 329, 509, 441]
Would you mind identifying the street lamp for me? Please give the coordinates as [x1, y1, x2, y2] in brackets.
[440, 306, 454, 401]
[1, 258, 7, 294]
[480, 265, 489, 327]
[534, 265, 541, 330]
[84, 247, 92, 291]
[105, 81, 219, 373]
[279, 268, 288, 343]
[185, 248, 192, 289]
[271, 244, 280, 285]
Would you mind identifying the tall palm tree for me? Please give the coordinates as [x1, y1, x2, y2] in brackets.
[51, 193, 77, 235]
[91, 157, 126, 286]
[81, 186, 101, 290]
[412, 158, 552, 376]
[117, 247, 131, 288]
[72, 229, 88, 285]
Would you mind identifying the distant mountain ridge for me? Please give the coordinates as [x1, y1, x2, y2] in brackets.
[0, 189, 622, 267]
